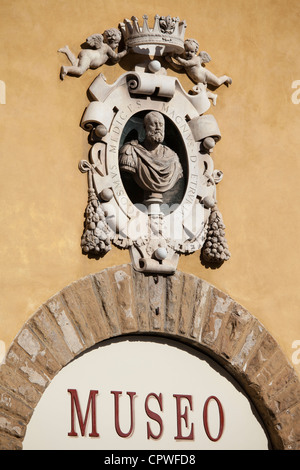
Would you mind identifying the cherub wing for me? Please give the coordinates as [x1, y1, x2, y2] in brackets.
[199, 51, 211, 64]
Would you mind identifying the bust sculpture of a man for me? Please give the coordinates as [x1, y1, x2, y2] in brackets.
[119, 111, 183, 199]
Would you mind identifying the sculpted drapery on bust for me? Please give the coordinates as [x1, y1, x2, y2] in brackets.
[119, 111, 183, 197]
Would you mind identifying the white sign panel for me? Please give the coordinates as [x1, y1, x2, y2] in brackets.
[23, 337, 269, 450]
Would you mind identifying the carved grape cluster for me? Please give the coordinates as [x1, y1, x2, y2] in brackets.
[81, 189, 111, 256]
[202, 206, 230, 264]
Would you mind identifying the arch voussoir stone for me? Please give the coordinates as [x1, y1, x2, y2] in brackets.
[0, 264, 300, 450]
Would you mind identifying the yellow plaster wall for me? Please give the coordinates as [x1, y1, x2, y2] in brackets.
[0, 0, 300, 376]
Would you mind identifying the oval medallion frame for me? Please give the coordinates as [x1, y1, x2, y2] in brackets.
[80, 70, 220, 272]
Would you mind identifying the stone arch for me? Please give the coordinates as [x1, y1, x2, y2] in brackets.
[0, 264, 299, 450]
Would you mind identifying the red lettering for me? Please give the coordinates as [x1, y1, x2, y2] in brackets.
[145, 393, 164, 440]
[66, 389, 225, 444]
[203, 396, 224, 441]
[173, 394, 194, 440]
[67, 389, 99, 437]
[111, 391, 136, 438]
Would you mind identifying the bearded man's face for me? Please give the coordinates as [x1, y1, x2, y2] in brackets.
[145, 113, 165, 143]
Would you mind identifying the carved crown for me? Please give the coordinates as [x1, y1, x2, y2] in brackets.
[119, 15, 187, 56]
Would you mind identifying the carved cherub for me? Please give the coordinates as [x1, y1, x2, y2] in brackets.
[103, 28, 122, 50]
[166, 38, 232, 105]
[58, 33, 127, 80]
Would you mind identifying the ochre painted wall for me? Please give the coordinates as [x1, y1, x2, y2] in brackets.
[0, 0, 299, 377]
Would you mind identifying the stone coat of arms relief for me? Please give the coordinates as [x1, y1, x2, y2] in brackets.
[58, 15, 232, 274]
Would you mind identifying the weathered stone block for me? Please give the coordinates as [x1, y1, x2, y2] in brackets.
[267, 365, 295, 400]
[190, 279, 212, 341]
[0, 411, 26, 439]
[0, 386, 33, 422]
[268, 376, 300, 415]
[276, 404, 300, 449]
[178, 274, 198, 336]
[246, 332, 279, 379]
[148, 275, 166, 331]
[93, 270, 121, 337]
[16, 327, 61, 378]
[231, 320, 265, 373]
[0, 363, 41, 408]
[220, 302, 253, 360]
[61, 275, 110, 346]
[165, 271, 183, 333]
[5, 344, 50, 393]
[46, 294, 84, 355]
[252, 349, 289, 391]
[0, 433, 23, 450]
[131, 268, 150, 331]
[107, 265, 138, 334]
[200, 286, 233, 353]
[28, 307, 74, 367]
